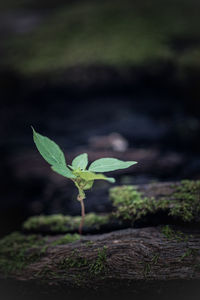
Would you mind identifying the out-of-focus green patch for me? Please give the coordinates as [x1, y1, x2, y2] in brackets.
[50, 233, 80, 246]
[23, 213, 110, 233]
[2, 0, 200, 75]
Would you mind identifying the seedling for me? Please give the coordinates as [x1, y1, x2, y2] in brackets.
[32, 127, 137, 234]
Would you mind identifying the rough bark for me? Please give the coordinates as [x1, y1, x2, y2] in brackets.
[1, 227, 200, 287]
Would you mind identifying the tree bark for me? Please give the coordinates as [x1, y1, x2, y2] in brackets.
[1, 180, 200, 288]
[2, 227, 200, 287]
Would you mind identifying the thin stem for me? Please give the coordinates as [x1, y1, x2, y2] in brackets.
[78, 195, 85, 235]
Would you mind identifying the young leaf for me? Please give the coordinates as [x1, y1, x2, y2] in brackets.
[32, 127, 66, 166]
[77, 170, 115, 183]
[83, 180, 94, 190]
[88, 158, 137, 172]
[51, 164, 76, 179]
[72, 153, 88, 170]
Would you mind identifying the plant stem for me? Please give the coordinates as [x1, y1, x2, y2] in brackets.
[78, 195, 85, 235]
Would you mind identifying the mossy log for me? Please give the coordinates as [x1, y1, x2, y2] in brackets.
[23, 180, 200, 234]
[1, 180, 199, 287]
[0, 227, 200, 287]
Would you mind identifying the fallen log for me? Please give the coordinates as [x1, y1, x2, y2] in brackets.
[1, 180, 200, 287]
[23, 180, 200, 234]
[0, 227, 200, 287]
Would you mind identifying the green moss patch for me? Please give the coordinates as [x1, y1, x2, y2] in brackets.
[22, 180, 200, 236]
[0, 231, 81, 276]
[23, 213, 110, 233]
[169, 180, 200, 221]
[110, 185, 168, 221]
[110, 180, 200, 223]
[0, 232, 47, 275]
[89, 246, 108, 275]
[58, 246, 108, 279]
[50, 233, 80, 246]
[161, 225, 189, 242]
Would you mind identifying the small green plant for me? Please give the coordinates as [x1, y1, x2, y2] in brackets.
[32, 127, 137, 234]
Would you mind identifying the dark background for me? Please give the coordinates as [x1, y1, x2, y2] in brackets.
[0, 1, 200, 298]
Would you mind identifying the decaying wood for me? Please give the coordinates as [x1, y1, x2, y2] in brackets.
[2, 227, 200, 287]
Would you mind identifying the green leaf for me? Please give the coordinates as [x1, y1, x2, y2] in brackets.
[72, 153, 88, 170]
[77, 170, 115, 183]
[83, 180, 94, 190]
[32, 127, 66, 166]
[89, 158, 137, 172]
[51, 164, 76, 179]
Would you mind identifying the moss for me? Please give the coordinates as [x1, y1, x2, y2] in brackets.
[89, 246, 108, 275]
[84, 240, 94, 247]
[161, 225, 189, 242]
[83, 213, 110, 229]
[34, 266, 61, 280]
[0, 231, 82, 277]
[179, 248, 199, 261]
[39, 234, 81, 256]
[169, 180, 200, 221]
[110, 185, 168, 221]
[0, 232, 47, 275]
[58, 246, 108, 280]
[110, 180, 200, 223]
[23, 213, 109, 233]
[141, 253, 160, 278]
[50, 234, 80, 246]
[60, 253, 88, 270]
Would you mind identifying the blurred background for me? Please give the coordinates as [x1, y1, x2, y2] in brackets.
[0, 0, 200, 237]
